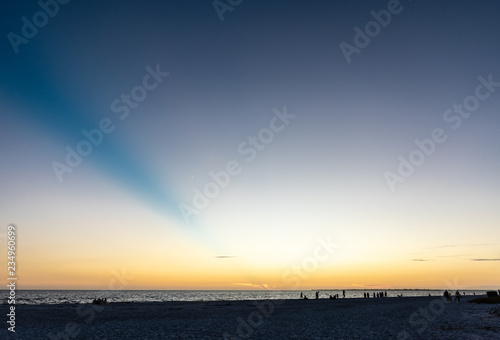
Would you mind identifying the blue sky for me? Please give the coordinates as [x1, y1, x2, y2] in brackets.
[0, 0, 499, 289]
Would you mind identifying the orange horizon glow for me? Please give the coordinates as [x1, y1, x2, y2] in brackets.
[15, 259, 500, 291]
[6, 217, 499, 291]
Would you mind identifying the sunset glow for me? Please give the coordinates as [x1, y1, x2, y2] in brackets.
[1, 0, 499, 292]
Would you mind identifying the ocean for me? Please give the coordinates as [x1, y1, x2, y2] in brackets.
[1, 289, 489, 305]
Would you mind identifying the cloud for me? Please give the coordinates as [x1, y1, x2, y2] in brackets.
[471, 258, 500, 261]
[437, 254, 472, 258]
[351, 283, 388, 288]
[425, 243, 496, 250]
[233, 283, 272, 289]
[412, 259, 434, 261]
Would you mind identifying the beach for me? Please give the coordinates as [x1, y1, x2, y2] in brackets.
[2, 295, 499, 339]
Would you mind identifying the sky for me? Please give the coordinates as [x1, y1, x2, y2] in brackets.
[0, 0, 499, 290]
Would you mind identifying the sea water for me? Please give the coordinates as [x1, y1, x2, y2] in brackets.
[0, 289, 489, 305]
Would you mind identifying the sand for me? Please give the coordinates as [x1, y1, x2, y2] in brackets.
[1, 296, 499, 339]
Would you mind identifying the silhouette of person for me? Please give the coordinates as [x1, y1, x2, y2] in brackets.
[300, 292, 303, 299]
[443, 290, 450, 302]
[316, 291, 319, 299]
[363, 292, 366, 298]
[343, 290, 345, 298]
[455, 291, 461, 303]
[385, 291, 387, 297]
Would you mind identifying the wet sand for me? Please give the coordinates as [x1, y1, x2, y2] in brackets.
[2, 295, 499, 339]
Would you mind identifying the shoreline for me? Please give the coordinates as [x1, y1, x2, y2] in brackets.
[2, 289, 491, 306]
[2, 296, 499, 339]
[1, 293, 485, 305]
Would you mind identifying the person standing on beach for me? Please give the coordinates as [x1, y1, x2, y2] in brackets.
[455, 291, 461, 303]
[343, 290, 345, 298]
[300, 292, 303, 299]
[444, 290, 451, 302]
[316, 291, 319, 299]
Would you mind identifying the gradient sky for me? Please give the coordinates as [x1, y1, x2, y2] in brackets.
[1, 0, 499, 290]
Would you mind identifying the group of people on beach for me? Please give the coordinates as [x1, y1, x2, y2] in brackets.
[363, 292, 387, 298]
[301, 290, 369, 300]
[443, 290, 461, 303]
[300, 290, 390, 300]
[300, 290, 345, 300]
[92, 298, 107, 305]
[299, 289, 499, 302]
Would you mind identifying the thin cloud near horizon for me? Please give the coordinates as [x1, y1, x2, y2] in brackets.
[412, 259, 435, 262]
[424, 243, 497, 250]
[471, 258, 500, 261]
[233, 283, 272, 289]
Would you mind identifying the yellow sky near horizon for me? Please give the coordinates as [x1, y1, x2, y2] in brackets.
[2, 171, 498, 291]
[5, 216, 498, 290]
